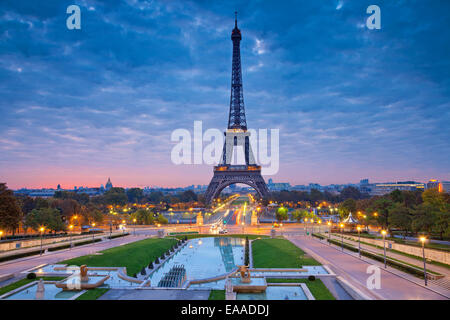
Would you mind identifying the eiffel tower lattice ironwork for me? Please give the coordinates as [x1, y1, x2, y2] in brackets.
[204, 13, 269, 205]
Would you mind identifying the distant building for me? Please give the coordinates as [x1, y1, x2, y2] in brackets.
[267, 179, 291, 191]
[105, 177, 113, 190]
[370, 181, 424, 196]
[426, 179, 450, 193]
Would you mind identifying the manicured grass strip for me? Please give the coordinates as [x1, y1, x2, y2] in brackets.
[76, 288, 109, 300]
[0, 277, 66, 296]
[252, 238, 320, 268]
[208, 290, 225, 300]
[61, 238, 177, 276]
[175, 234, 268, 240]
[266, 278, 335, 300]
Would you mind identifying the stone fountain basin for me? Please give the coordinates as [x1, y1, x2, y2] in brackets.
[231, 277, 267, 293]
[55, 274, 110, 290]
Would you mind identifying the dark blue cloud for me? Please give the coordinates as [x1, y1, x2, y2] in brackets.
[0, 0, 449, 187]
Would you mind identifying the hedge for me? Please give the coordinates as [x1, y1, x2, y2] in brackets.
[0, 233, 129, 263]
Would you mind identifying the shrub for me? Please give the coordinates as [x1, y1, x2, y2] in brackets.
[155, 257, 160, 264]
[27, 272, 37, 280]
[148, 262, 154, 269]
[308, 275, 316, 281]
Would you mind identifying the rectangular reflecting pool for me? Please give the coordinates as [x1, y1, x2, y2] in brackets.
[4, 283, 80, 300]
[237, 285, 308, 300]
[148, 237, 245, 286]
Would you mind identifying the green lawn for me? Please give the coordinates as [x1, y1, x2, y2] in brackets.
[174, 234, 268, 241]
[266, 278, 335, 300]
[61, 238, 177, 276]
[252, 238, 320, 268]
[76, 288, 109, 300]
[208, 290, 225, 300]
[0, 277, 65, 296]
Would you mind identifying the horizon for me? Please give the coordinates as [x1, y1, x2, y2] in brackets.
[1, 1, 449, 189]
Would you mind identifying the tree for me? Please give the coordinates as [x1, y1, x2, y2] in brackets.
[339, 199, 356, 219]
[368, 198, 394, 230]
[388, 203, 412, 238]
[104, 188, 127, 206]
[0, 183, 23, 235]
[156, 214, 168, 225]
[126, 188, 144, 204]
[276, 207, 288, 222]
[291, 209, 307, 222]
[340, 186, 362, 200]
[24, 208, 66, 233]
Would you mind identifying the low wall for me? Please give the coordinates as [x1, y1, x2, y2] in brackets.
[336, 276, 372, 300]
[339, 234, 450, 265]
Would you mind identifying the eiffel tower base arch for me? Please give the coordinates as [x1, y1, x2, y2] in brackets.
[204, 168, 270, 205]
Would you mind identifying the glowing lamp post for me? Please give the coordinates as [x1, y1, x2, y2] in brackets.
[0, 230, 3, 241]
[327, 221, 331, 244]
[381, 230, 387, 268]
[339, 223, 344, 251]
[133, 218, 137, 236]
[91, 223, 96, 243]
[420, 236, 428, 286]
[69, 225, 74, 249]
[39, 227, 45, 255]
[304, 218, 308, 235]
[356, 226, 362, 258]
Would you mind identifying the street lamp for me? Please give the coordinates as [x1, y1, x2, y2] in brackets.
[91, 223, 96, 243]
[39, 226, 45, 255]
[381, 230, 387, 268]
[339, 223, 344, 251]
[241, 222, 245, 234]
[304, 218, 308, 235]
[133, 218, 137, 236]
[356, 226, 361, 258]
[0, 230, 3, 241]
[69, 225, 74, 249]
[420, 236, 428, 286]
[327, 221, 331, 244]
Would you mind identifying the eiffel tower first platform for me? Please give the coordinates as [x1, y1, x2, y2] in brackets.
[204, 13, 270, 205]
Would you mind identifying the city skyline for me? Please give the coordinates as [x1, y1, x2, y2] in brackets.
[1, 1, 449, 189]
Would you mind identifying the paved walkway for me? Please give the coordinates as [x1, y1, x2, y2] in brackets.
[99, 289, 211, 300]
[326, 233, 450, 275]
[0, 230, 157, 286]
[287, 235, 448, 300]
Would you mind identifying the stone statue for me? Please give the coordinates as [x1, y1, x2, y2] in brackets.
[35, 278, 45, 300]
[80, 265, 89, 282]
[237, 265, 251, 283]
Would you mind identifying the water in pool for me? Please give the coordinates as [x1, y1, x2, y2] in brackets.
[4, 283, 79, 300]
[237, 286, 308, 300]
[149, 237, 244, 286]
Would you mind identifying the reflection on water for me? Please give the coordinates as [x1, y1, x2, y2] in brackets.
[5, 283, 79, 300]
[149, 237, 244, 286]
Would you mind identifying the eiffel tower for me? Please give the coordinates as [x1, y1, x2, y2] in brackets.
[204, 13, 270, 205]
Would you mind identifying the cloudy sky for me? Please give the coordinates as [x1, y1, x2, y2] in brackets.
[0, 0, 449, 189]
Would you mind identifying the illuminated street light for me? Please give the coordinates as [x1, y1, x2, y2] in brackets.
[420, 236, 428, 286]
[39, 226, 45, 255]
[92, 223, 96, 243]
[356, 226, 361, 258]
[327, 221, 331, 244]
[339, 223, 344, 251]
[69, 224, 74, 249]
[381, 230, 387, 268]
[133, 218, 137, 236]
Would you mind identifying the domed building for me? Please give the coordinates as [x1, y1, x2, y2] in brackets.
[105, 177, 113, 190]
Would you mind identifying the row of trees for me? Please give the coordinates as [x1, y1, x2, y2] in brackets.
[268, 186, 368, 205]
[338, 189, 449, 239]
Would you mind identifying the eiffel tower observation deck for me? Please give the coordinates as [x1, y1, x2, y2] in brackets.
[204, 13, 270, 205]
